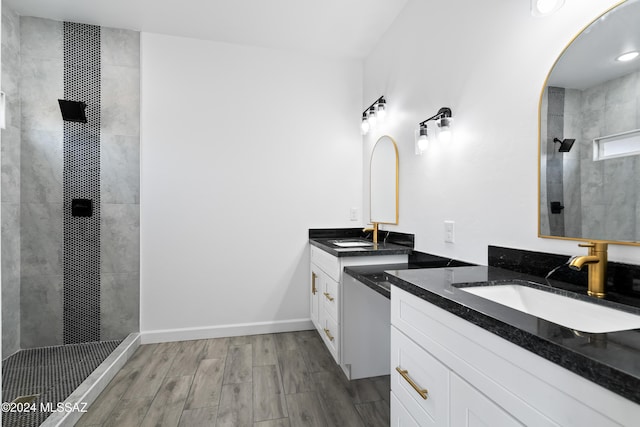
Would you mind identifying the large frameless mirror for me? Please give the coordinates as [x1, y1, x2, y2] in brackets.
[370, 135, 399, 224]
[539, 0, 640, 245]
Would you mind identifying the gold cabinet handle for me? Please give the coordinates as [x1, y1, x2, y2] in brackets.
[311, 272, 317, 295]
[396, 367, 428, 400]
[323, 328, 334, 341]
[323, 292, 334, 302]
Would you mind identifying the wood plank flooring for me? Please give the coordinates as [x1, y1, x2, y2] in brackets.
[76, 330, 390, 427]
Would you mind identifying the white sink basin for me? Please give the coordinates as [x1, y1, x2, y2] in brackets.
[331, 240, 374, 248]
[460, 283, 640, 333]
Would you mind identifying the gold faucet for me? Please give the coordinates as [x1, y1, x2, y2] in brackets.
[568, 242, 608, 298]
[363, 222, 379, 244]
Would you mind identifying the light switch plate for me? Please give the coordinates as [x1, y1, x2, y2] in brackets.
[350, 207, 359, 221]
[444, 220, 455, 243]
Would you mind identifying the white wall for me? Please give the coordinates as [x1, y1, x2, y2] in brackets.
[140, 33, 362, 339]
[362, 0, 640, 265]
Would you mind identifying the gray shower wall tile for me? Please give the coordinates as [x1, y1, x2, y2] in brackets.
[21, 202, 63, 277]
[2, 273, 20, 359]
[580, 157, 605, 205]
[101, 134, 140, 204]
[21, 128, 63, 203]
[101, 65, 140, 137]
[564, 89, 582, 116]
[101, 203, 140, 274]
[21, 56, 64, 133]
[602, 159, 636, 239]
[1, 45, 20, 99]
[636, 199, 640, 242]
[604, 100, 636, 135]
[2, 203, 21, 282]
[605, 71, 636, 105]
[2, 203, 21, 359]
[579, 108, 604, 143]
[20, 16, 62, 60]
[20, 274, 63, 348]
[604, 201, 635, 242]
[2, 6, 20, 54]
[2, 125, 21, 203]
[582, 85, 606, 114]
[101, 272, 139, 340]
[581, 204, 606, 240]
[101, 27, 140, 68]
[5, 98, 21, 131]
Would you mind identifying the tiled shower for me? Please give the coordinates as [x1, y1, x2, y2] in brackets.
[541, 71, 640, 241]
[1, 6, 140, 425]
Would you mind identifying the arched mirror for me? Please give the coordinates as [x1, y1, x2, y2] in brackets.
[370, 135, 399, 224]
[539, 0, 640, 245]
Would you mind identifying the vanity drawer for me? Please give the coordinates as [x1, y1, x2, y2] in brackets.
[310, 246, 341, 281]
[321, 275, 339, 320]
[391, 326, 449, 427]
[320, 310, 339, 362]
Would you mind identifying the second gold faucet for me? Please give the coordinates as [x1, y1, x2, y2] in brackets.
[363, 222, 379, 244]
[568, 242, 608, 298]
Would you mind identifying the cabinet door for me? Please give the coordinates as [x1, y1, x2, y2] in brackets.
[310, 266, 320, 329]
[451, 373, 523, 427]
[391, 392, 421, 427]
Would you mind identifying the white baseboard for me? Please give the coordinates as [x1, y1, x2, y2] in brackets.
[140, 318, 314, 344]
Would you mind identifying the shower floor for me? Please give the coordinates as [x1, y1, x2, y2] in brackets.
[2, 340, 122, 427]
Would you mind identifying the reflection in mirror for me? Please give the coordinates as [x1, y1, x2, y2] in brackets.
[370, 135, 399, 224]
[539, 0, 640, 244]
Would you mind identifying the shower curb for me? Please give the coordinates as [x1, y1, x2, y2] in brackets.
[40, 333, 140, 427]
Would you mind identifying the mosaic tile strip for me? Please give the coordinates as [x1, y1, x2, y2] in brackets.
[62, 22, 101, 344]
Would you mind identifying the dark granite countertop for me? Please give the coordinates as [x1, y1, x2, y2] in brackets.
[344, 253, 474, 298]
[309, 238, 412, 257]
[386, 266, 640, 404]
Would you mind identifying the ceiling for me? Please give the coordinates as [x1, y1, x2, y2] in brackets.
[4, 0, 410, 59]
[548, 0, 640, 90]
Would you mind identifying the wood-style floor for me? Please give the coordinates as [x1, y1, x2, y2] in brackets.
[76, 330, 390, 426]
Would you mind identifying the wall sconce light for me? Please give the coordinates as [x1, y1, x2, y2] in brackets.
[415, 123, 429, 154]
[361, 96, 386, 135]
[531, 0, 565, 17]
[415, 107, 453, 154]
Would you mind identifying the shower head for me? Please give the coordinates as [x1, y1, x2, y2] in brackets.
[553, 137, 575, 152]
[58, 99, 87, 123]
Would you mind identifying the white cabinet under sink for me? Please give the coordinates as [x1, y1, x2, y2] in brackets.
[309, 245, 406, 377]
[391, 285, 640, 427]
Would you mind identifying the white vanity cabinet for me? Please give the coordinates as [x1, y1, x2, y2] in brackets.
[390, 285, 640, 427]
[309, 245, 407, 374]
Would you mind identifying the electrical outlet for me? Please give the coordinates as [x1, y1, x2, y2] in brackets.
[444, 220, 455, 243]
[350, 207, 359, 221]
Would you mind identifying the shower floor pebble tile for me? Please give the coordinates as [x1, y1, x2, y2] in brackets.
[1, 340, 122, 427]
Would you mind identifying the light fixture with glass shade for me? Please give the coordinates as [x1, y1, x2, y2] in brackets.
[415, 123, 429, 155]
[361, 96, 386, 136]
[376, 97, 386, 121]
[437, 109, 453, 142]
[368, 106, 377, 129]
[415, 107, 453, 154]
[361, 112, 370, 134]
